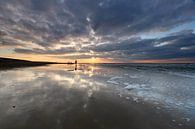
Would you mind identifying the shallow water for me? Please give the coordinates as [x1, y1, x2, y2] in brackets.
[0, 64, 195, 129]
[102, 64, 195, 115]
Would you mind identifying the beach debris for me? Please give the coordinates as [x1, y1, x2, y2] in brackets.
[133, 97, 139, 102]
[12, 106, 16, 108]
[118, 94, 122, 98]
[183, 118, 191, 122]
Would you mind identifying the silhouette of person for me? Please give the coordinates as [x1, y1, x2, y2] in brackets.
[75, 60, 78, 71]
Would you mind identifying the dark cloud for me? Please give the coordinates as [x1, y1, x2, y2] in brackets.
[0, 30, 7, 36]
[90, 0, 195, 35]
[15, 47, 77, 54]
[90, 32, 195, 60]
[0, 0, 195, 61]
[168, 30, 194, 37]
[31, 0, 56, 11]
[1, 0, 194, 38]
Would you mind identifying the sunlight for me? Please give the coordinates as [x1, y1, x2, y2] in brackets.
[91, 57, 96, 63]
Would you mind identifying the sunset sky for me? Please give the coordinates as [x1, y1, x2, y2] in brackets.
[0, 0, 195, 63]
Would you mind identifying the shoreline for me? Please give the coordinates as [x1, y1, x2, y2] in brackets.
[0, 57, 75, 70]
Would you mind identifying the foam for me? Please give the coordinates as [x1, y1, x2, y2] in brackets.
[107, 76, 123, 85]
[124, 83, 149, 90]
[168, 72, 195, 78]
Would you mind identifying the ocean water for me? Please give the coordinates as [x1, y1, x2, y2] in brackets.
[0, 63, 195, 129]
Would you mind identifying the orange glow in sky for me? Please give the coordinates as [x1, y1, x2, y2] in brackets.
[1, 52, 195, 63]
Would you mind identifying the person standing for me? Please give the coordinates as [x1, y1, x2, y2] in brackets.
[75, 60, 78, 70]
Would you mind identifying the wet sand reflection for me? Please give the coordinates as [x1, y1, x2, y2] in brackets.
[0, 64, 194, 129]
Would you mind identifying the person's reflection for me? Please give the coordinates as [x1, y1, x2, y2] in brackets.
[67, 60, 78, 71]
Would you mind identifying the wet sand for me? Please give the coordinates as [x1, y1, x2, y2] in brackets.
[0, 65, 194, 129]
[0, 86, 194, 129]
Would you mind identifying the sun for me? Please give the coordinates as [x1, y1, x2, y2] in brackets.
[91, 57, 96, 63]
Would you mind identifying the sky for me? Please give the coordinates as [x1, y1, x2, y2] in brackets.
[0, 0, 195, 63]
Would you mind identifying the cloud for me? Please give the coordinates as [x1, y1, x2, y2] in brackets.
[0, 0, 195, 61]
[15, 47, 77, 54]
[31, 0, 56, 11]
[89, 32, 195, 60]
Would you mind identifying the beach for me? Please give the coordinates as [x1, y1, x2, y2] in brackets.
[0, 64, 194, 129]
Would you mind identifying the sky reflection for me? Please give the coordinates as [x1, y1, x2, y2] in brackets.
[0, 64, 195, 129]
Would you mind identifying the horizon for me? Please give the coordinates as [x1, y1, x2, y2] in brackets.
[1, 56, 195, 64]
[0, 0, 195, 63]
